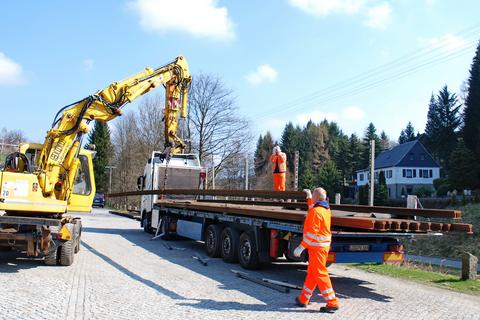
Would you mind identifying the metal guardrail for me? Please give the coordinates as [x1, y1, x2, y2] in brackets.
[405, 254, 480, 272]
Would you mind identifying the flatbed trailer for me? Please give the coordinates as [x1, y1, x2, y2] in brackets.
[148, 200, 408, 269]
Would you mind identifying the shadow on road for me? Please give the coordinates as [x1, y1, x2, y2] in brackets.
[0, 250, 42, 273]
[82, 224, 393, 312]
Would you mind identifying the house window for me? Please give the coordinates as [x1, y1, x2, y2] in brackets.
[420, 153, 426, 161]
[374, 171, 379, 179]
[409, 153, 414, 160]
[406, 185, 413, 194]
[359, 173, 364, 181]
[404, 169, 413, 178]
[386, 170, 392, 179]
[420, 169, 429, 178]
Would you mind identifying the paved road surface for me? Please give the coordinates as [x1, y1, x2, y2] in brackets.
[1, 208, 479, 320]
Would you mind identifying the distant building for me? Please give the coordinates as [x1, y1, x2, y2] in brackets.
[356, 140, 440, 199]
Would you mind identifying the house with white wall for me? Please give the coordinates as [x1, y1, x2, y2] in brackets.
[356, 140, 440, 199]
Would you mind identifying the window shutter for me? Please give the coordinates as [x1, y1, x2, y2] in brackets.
[403, 169, 406, 177]
[419, 170, 422, 178]
[413, 169, 416, 178]
[429, 169, 433, 178]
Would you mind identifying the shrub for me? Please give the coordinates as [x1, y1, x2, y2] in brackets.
[433, 178, 447, 190]
[415, 186, 433, 197]
[436, 183, 450, 197]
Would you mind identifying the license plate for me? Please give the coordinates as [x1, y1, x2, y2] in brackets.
[349, 244, 370, 251]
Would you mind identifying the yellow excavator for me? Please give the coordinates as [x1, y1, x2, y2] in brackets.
[0, 56, 191, 265]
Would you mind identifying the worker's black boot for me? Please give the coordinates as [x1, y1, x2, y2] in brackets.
[319, 305, 339, 313]
[295, 296, 307, 308]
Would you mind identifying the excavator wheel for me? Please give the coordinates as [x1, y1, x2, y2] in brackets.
[60, 240, 75, 266]
[44, 248, 58, 266]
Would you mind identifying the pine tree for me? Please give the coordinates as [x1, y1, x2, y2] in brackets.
[375, 170, 389, 205]
[398, 122, 416, 144]
[448, 139, 480, 190]
[299, 167, 316, 191]
[86, 121, 113, 193]
[361, 123, 381, 169]
[380, 131, 390, 150]
[463, 41, 480, 161]
[424, 94, 441, 158]
[347, 134, 363, 181]
[254, 132, 274, 177]
[317, 160, 342, 200]
[436, 86, 462, 169]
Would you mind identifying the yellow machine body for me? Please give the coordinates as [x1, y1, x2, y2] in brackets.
[0, 56, 191, 216]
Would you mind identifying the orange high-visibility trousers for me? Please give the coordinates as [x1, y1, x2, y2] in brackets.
[298, 248, 339, 307]
[273, 173, 286, 191]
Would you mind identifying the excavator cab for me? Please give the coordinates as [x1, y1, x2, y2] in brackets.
[2, 143, 95, 213]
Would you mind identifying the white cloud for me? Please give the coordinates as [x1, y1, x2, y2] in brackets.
[128, 0, 234, 40]
[245, 64, 278, 86]
[289, 0, 392, 30]
[288, 0, 365, 16]
[422, 33, 466, 52]
[364, 3, 391, 29]
[342, 106, 365, 120]
[83, 59, 94, 71]
[0, 52, 23, 85]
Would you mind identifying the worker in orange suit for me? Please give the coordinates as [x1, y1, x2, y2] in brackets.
[270, 146, 286, 191]
[293, 187, 340, 313]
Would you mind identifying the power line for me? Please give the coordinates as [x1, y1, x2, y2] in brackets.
[251, 24, 480, 121]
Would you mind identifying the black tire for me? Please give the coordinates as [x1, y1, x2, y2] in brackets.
[143, 212, 154, 234]
[205, 224, 222, 258]
[238, 231, 261, 270]
[60, 240, 75, 266]
[221, 227, 240, 263]
[44, 247, 58, 266]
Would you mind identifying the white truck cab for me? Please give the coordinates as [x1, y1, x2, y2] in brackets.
[137, 152, 203, 233]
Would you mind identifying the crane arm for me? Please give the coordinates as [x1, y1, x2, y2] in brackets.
[37, 56, 191, 199]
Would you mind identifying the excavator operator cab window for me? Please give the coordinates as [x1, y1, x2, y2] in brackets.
[73, 155, 92, 195]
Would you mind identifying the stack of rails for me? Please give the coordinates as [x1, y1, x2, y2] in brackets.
[107, 189, 473, 234]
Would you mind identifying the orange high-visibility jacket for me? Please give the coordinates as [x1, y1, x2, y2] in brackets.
[301, 198, 332, 250]
[270, 152, 287, 173]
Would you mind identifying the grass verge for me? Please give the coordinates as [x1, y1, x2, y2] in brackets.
[353, 263, 480, 296]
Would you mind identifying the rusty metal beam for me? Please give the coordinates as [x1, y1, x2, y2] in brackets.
[108, 189, 461, 219]
[196, 199, 461, 220]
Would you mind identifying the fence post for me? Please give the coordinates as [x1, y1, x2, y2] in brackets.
[461, 252, 478, 280]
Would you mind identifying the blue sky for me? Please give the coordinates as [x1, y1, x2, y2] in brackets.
[0, 0, 479, 145]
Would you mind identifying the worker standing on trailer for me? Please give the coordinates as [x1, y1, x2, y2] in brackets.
[270, 146, 286, 191]
[293, 187, 340, 313]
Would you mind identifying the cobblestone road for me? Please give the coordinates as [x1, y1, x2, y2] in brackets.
[1, 209, 479, 320]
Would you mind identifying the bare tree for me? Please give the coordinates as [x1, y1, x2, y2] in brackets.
[188, 74, 251, 181]
[135, 95, 165, 154]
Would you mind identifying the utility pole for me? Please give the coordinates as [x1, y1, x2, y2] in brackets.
[294, 151, 299, 191]
[369, 140, 375, 206]
[105, 166, 116, 194]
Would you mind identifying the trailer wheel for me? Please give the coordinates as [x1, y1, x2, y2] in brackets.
[221, 227, 239, 263]
[239, 231, 261, 270]
[143, 212, 154, 234]
[60, 240, 75, 266]
[44, 248, 58, 266]
[205, 224, 222, 258]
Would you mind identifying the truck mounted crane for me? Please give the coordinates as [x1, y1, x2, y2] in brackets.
[0, 56, 192, 265]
